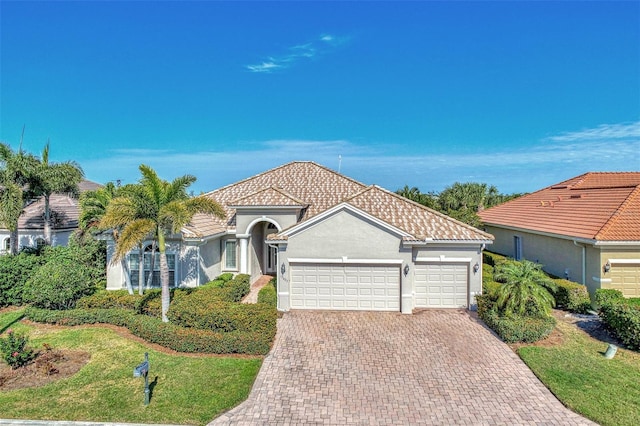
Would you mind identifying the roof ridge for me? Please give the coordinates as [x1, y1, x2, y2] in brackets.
[595, 184, 640, 239]
[358, 185, 495, 240]
[202, 161, 368, 197]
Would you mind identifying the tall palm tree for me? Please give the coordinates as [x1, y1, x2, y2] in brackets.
[28, 142, 84, 245]
[102, 165, 225, 322]
[494, 260, 557, 317]
[0, 143, 38, 255]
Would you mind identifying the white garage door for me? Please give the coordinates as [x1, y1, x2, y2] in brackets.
[414, 264, 468, 308]
[290, 263, 400, 311]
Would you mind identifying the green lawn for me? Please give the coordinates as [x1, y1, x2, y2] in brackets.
[0, 309, 262, 425]
[518, 319, 640, 426]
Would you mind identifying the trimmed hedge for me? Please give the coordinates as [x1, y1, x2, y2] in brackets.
[24, 307, 272, 355]
[595, 289, 625, 308]
[553, 279, 591, 314]
[476, 293, 556, 343]
[599, 303, 640, 350]
[77, 290, 139, 310]
[258, 278, 277, 306]
[483, 251, 508, 267]
[0, 253, 46, 307]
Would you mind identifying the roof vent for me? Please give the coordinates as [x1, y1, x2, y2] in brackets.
[570, 194, 583, 199]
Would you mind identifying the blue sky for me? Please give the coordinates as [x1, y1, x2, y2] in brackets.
[1, 1, 638, 195]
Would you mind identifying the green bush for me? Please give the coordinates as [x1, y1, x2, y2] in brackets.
[599, 303, 640, 350]
[482, 310, 556, 343]
[77, 290, 139, 310]
[476, 292, 555, 343]
[553, 279, 592, 313]
[483, 251, 508, 267]
[595, 289, 625, 308]
[217, 272, 234, 282]
[258, 279, 277, 306]
[0, 253, 46, 307]
[23, 258, 96, 310]
[24, 307, 272, 355]
[0, 329, 36, 369]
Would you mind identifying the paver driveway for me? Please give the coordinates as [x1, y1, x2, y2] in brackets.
[211, 310, 594, 425]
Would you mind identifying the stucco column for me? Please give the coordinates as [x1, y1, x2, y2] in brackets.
[239, 236, 249, 274]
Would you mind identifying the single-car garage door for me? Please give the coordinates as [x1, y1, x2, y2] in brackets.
[609, 264, 640, 298]
[290, 263, 400, 311]
[414, 263, 468, 308]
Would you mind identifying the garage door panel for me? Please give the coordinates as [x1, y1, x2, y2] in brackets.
[609, 265, 640, 298]
[414, 263, 468, 308]
[290, 263, 400, 311]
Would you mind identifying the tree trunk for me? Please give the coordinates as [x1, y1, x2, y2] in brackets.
[43, 194, 52, 245]
[138, 244, 145, 296]
[9, 228, 19, 255]
[120, 258, 134, 295]
[145, 240, 157, 291]
[158, 233, 170, 323]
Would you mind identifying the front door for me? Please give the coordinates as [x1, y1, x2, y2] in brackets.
[265, 245, 277, 274]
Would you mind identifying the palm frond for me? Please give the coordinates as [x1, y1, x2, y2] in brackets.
[112, 219, 156, 260]
[184, 196, 226, 219]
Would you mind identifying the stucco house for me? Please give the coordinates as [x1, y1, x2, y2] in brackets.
[0, 180, 101, 253]
[478, 172, 640, 298]
[106, 162, 493, 313]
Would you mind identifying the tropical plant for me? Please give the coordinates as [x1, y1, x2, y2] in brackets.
[0, 143, 39, 255]
[494, 260, 557, 317]
[395, 185, 439, 209]
[27, 142, 84, 245]
[0, 329, 36, 369]
[101, 165, 225, 322]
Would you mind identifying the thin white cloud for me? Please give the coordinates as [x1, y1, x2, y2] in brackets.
[246, 34, 349, 73]
[82, 122, 640, 195]
[547, 121, 640, 142]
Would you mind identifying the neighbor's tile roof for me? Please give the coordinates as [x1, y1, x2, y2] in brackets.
[13, 180, 102, 231]
[478, 172, 640, 241]
[184, 161, 492, 242]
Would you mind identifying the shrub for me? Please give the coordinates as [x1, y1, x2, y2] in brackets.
[77, 291, 139, 310]
[483, 252, 508, 267]
[599, 303, 640, 350]
[217, 272, 234, 282]
[553, 279, 592, 314]
[0, 329, 36, 369]
[23, 259, 96, 310]
[24, 307, 272, 355]
[0, 253, 46, 307]
[595, 289, 625, 308]
[482, 310, 556, 343]
[258, 279, 277, 306]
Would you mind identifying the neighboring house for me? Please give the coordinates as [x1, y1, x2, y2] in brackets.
[0, 180, 101, 253]
[106, 162, 493, 313]
[478, 172, 640, 298]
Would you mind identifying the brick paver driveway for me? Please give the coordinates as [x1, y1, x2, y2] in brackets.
[211, 310, 594, 425]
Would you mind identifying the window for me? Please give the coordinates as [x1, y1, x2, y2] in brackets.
[225, 240, 237, 270]
[2, 238, 9, 254]
[129, 244, 176, 288]
[514, 236, 522, 261]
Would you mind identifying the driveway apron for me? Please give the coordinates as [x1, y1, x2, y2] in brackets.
[211, 310, 595, 425]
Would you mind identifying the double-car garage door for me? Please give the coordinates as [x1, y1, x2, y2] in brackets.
[289, 262, 469, 311]
[290, 264, 400, 311]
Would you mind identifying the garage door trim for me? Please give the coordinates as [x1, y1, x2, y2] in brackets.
[288, 257, 403, 265]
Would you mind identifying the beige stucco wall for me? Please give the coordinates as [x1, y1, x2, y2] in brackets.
[235, 209, 299, 235]
[484, 226, 584, 283]
[277, 208, 485, 314]
[198, 238, 223, 284]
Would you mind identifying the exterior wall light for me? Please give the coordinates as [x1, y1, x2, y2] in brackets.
[403, 264, 410, 276]
[603, 261, 611, 273]
[473, 262, 480, 273]
[281, 263, 286, 275]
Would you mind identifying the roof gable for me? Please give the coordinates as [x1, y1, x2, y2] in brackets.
[479, 172, 640, 241]
[228, 186, 307, 208]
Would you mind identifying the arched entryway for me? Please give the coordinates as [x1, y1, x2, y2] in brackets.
[245, 219, 281, 281]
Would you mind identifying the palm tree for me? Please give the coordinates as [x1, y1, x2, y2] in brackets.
[28, 142, 84, 245]
[0, 143, 38, 255]
[78, 182, 137, 295]
[102, 165, 225, 322]
[494, 260, 557, 317]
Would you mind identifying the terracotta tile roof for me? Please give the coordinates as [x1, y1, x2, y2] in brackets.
[478, 172, 640, 241]
[184, 161, 491, 242]
[184, 162, 367, 238]
[342, 186, 494, 241]
[228, 186, 307, 208]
